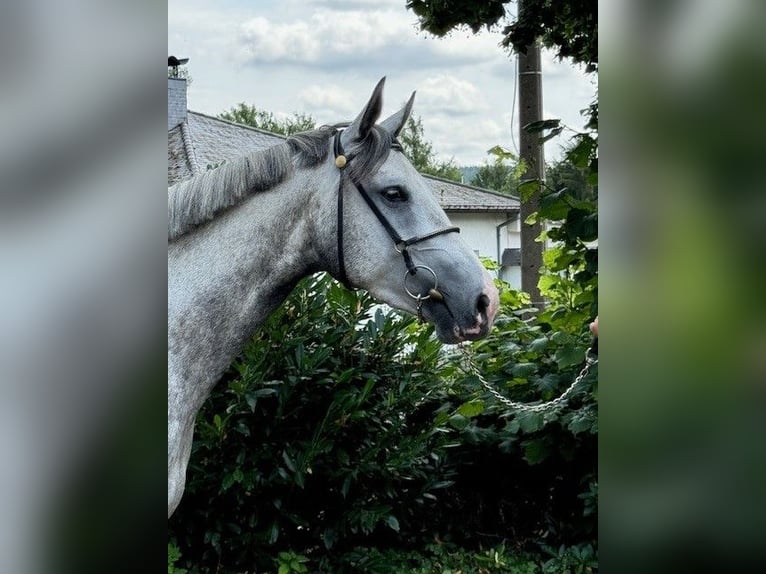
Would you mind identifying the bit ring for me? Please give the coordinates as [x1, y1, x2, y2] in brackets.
[404, 265, 438, 300]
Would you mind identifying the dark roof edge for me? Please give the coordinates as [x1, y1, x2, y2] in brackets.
[444, 206, 521, 213]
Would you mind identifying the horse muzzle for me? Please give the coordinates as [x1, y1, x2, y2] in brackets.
[421, 274, 499, 344]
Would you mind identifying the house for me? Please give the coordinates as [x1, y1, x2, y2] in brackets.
[168, 75, 523, 286]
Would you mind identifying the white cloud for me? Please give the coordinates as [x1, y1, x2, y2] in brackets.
[297, 84, 357, 120]
[237, 17, 320, 64]
[423, 115, 508, 165]
[311, 0, 402, 8]
[234, 9, 494, 70]
[168, 0, 595, 166]
[235, 11, 404, 66]
[418, 75, 489, 116]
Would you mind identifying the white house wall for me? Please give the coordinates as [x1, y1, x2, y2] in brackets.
[446, 211, 521, 288]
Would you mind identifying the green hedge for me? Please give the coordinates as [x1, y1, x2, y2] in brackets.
[168, 270, 597, 573]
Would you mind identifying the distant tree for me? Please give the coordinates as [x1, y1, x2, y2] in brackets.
[399, 115, 434, 171]
[399, 115, 463, 182]
[218, 103, 316, 136]
[470, 148, 525, 195]
[427, 161, 463, 182]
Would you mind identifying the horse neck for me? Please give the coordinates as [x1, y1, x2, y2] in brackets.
[168, 168, 328, 393]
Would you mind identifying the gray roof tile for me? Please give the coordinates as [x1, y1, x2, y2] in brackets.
[424, 174, 520, 212]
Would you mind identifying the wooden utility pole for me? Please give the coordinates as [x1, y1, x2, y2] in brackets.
[518, 1, 545, 308]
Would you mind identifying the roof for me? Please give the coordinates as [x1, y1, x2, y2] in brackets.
[168, 111, 519, 213]
[423, 174, 520, 212]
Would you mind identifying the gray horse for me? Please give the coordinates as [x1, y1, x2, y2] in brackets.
[168, 78, 499, 517]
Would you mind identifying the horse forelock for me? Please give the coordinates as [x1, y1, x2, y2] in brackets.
[167, 124, 397, 242]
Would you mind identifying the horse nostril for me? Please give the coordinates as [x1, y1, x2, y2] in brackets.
[476, 293, 490, 316]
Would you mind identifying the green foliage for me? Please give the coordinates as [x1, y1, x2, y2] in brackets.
[504, 0, 598, 71]
[546, 158, 593, 203]
[169, 275, 451, 571]
[168, 543, 187, 574]
[538, 133, 598, 322]
[512, 110, 598, 324]
[218, 103, 316, 136]
[399, 115, 434, 171]
[427, 161, 464, 182]
[276, 550, 309, 574]
[317, 542, 596, 573]
[407, 0, 597, 71]
[317, 543, 541, 573]
[169, 271, 597, 573]
[470, 146, 525, 195]
[541, 543, 598, 574]
[399, 115, 463, 182]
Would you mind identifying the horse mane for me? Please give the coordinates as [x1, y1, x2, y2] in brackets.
[168, 124, 395, 241]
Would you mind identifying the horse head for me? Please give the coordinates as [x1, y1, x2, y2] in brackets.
[323, 78, 499, 343]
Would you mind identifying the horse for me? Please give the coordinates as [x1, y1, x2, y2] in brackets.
[168, 78, 500, 517]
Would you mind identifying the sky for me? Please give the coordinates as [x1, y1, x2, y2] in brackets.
[168, 0, 597, 167]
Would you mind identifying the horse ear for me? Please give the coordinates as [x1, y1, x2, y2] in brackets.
[344, 77, 386, 143]
[380, 91, 416, 139]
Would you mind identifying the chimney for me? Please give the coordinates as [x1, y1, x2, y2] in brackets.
[168, 56, 189, 130]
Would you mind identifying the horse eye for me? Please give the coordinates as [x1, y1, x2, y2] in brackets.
[381, 187, 408, 203]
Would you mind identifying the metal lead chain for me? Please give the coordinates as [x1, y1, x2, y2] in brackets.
[457, 344, 598, 413]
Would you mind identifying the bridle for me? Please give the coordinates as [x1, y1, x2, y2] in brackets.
[332, 128, 460, 313]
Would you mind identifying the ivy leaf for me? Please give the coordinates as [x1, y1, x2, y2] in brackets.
[522, 438, 550, 465]
[341, 476, 352, 498]
[510, 362, 537, 378]
[568, 411, 596, 435]
[448, 413, 469, 430]
[385, 515, 400, 532]
[221, 473, 236, 491]
[456, 400, 485, 418]
[487, 145, 517, 162]
[523, 119, 561, 133]
[538, 191, 571, 221]
[566, 135, 597, 168]
[282, 451, 296, 472]
[555, 344, 583, 369]
[323, 528, 337, 550]
[539, 126, 564, 143]
[517, 411, 543, 433]
[518, 180, 541, 203]
[537, 373, 560, 393]
[529, 337, 549, 353]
